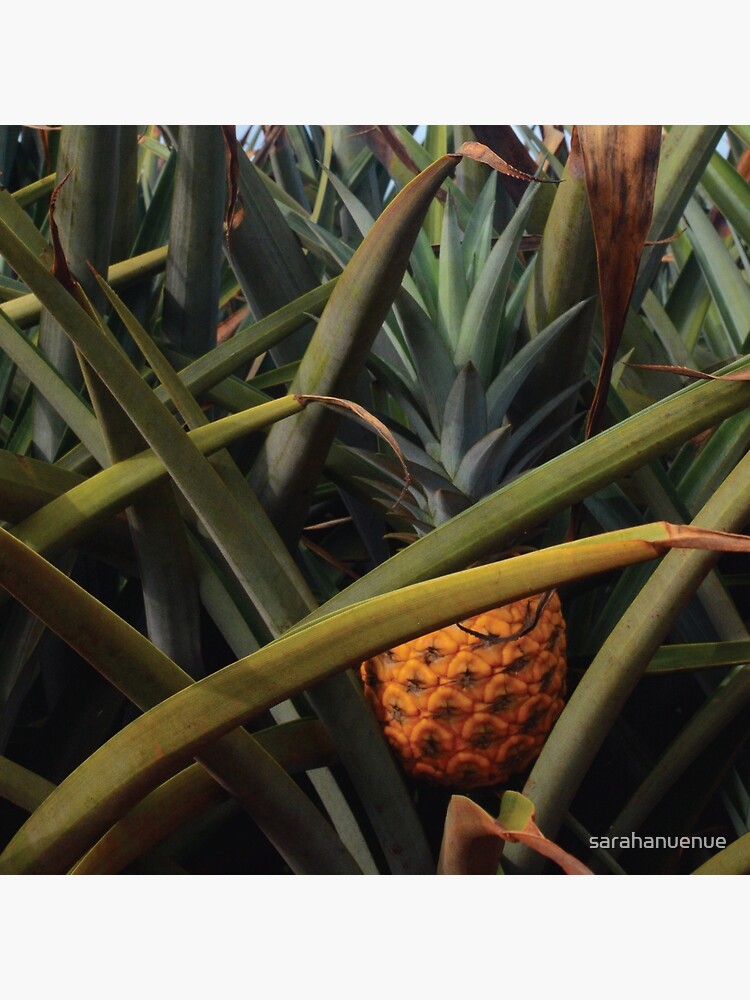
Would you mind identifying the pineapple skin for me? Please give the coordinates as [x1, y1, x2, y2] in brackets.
[361, 592, 566, 790]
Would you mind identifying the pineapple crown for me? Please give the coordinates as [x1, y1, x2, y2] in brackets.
[340, 176, 588, 537]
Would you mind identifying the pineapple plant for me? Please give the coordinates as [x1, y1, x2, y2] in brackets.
[4, 123, 750, 879]
[348, 176, 584, 789]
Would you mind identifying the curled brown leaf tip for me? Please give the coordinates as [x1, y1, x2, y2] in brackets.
[220, 125, 245, 238]
[438, 793, 593, 875]
[629, 363, 750, 382]
[456, 141, 561, 184]
[662, 524, 750, 551]
[295, 394, 412, 506]
[645, 230, 683, 247]
[48, 169, 78, 292]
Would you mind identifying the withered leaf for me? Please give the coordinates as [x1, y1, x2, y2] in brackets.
[455, 140, 560, 184]
[438, 792, 593, 875]
[578, 126, 663, 439]
[295, 393, 412, 504]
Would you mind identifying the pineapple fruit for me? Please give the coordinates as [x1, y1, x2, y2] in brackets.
[348, 178, 577, 789]
[361, 591, 566, 789]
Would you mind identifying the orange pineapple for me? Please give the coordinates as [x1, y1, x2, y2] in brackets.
[361, 590, 566, 789]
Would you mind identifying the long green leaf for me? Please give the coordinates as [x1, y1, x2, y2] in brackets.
[694, 831, 750, 874]
[521, 127, 598, 429]
[33, 125, 121, 461]
[318, 353, 750, 617]
[0, 515, 360, 876]
[11, 396, 302, 562]
[675, 409, 750, 513]
[14, 253, 430, 874]
[684, 196, 750, 353]
[393, 289, 456, 435]
[69, 718, 338, 875]
[0, 187, 51, 261]
[440, 364, 486, 479]
[163, 126, 225, 356]
[436, 192, 468, 352]
[224, 134, 320, 365]
[97, 265, 380, 873]
[634, 125, 726, 305]
[249, 150, 463, 547]
[646, 640, 750, 674]
[168, 279, 336, 404]
[0, 210, 316, 635]
[0, 756, 56, 813]
[4, 521, 748, 874]
[665, 251, 711, 354]
[455, 182, 538, 383]
[80, 288, 205, 679]
[504, 436, 750, 873]
[0, 246, 169, 330]
[486, 300, 589, 427]
[462, 172, 497, 286]
[701, 147, 750, 247]
[0, 312, 106, 464]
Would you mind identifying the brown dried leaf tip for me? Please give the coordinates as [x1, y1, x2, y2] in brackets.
[48, 168, 77, 292]
[455, 140, 561, 184]
[295, 393, 412, 506]
[220, 125, 245, 237]
[438, 792, 593, 875]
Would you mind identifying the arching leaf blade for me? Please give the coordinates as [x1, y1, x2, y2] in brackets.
[4, 521, 750, 874]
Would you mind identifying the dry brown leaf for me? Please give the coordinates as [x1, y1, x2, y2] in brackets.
[646, 522, 750, 552]
[220, 125, 245, 236]
[353, 130, 554, 212]
[216, 305, 249, 344]
[251, 124, 285, 170]
[299, 536, 360, 580]
[470, 126, 546, 203]
[295, 393, 412, 506]
[48, 169, 78, 293]
[455, 140, 560, 184]
[438, 794, 593, 875]
[578, 126, 662, 440]
[629, 362, 750, 381]
[438, 794, 507, 875]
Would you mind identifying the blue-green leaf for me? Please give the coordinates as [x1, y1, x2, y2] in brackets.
[440, 364, 487, 478]
[455, 183, 538, 384]
[487, 299, 589, 426]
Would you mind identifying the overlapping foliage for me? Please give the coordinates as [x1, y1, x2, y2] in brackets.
[1, 125, 750, 875]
